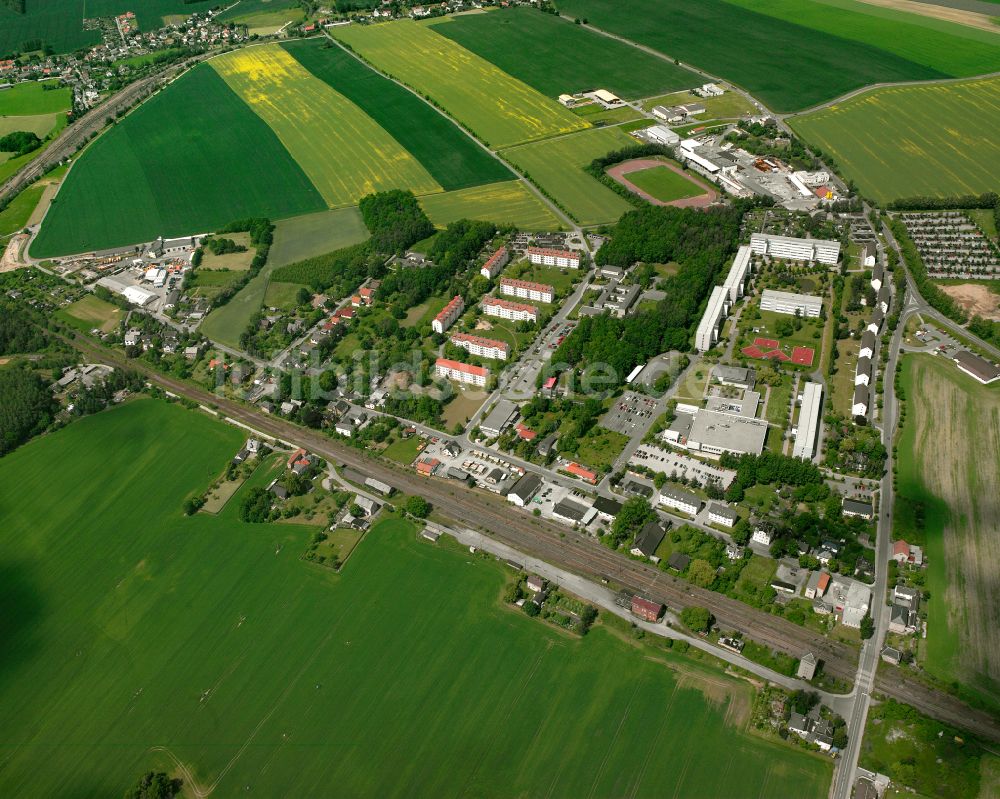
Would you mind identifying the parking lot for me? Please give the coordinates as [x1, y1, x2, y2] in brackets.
[630, 444, 737, 488]
[601, 391, 659, 434]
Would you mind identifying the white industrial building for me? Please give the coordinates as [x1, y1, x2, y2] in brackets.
[482, 296, 538, 323]
[480, 399, 519, 438]
[792, 382, 823, 460]
[500, 277, 553, 304]
[644, 124, 680, 146]
[760, 288, 823, 318]
[432, 295, 465, 334]
[526, 247, 581, 269]
[750, 233, 840, 265]
[450, 332, 509, 361]
[687, 409, 768, 457]
[679, 138, 719, 174]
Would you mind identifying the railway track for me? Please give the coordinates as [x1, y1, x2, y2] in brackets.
[64, 332, 1000, 741]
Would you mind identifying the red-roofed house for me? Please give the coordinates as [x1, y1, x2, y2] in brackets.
[435, 358, 489, 387]
[527, 246, 581, 269]
[415, 457, 441, 476]
[515, 422, 536, 441]
[450, 332, 509, 361]
[500, 276, 554, 304]
[482, 296, 538, 323]
[286, 448, 307, 469]
[432, 295, 465, 334]
[631, 596, 664, 622]
[480, 246, 510, 280]
[566, 462, 597, 484]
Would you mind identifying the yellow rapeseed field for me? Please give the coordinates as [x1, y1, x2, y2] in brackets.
[210, 44, 441, 207]
[333, 21, 589, 149]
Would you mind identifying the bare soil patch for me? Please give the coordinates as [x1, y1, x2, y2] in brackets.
[606, 158, 718, 208]
[853, 0, 999, 33]
[939, 283, 1000, 321]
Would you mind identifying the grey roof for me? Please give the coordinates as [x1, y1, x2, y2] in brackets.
[855, 356, 872, 377]
[667, 552, 691, 571]
[623, 480, 653, 497]
[872, 261, 884, 279]
[842, 498, 873, 517]
[632, 522, 665, 556]
[708, 502, 738, 522]
[659, 485, 702, 508]
[853, 384, 869, 407]
[667, 412, 695, 438]
[878, 284, 891, 304]
[860, 330, 877, 351]
[788, 712, 809, 733]
[713, 364, 755, 386]
[508, 472, 542, 502]
[446, 467, 472, 481]
[954, 350, 1000, 382]
[592, 495, 623, 517]
[553, 498, 590, 522]
[480, 398, 518, 435]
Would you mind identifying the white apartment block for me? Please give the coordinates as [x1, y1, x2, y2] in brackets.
[450, 332, 509, 361]
[480, 246, 509, 280]
[658, 486, 702, 516]
[695, 285, 730, 352]
[482, 296, 538, 323]
[792, 381, 823, 460]
[527, 246, 581, 269]
[432, 294, 465, 335]
[500, 277, 554, 304]
[724, 245, 753, 302]
[750, 233, 840, 265]
[435, 358, 489, 387]
[760, 288, 822, 318]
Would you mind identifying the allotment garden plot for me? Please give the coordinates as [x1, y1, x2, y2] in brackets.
[333, 20, 589, 148]
[0, 399, 832, 797]
[789, 77, 1000, 204]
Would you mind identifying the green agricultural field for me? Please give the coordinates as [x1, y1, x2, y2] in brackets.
[53, 294, 123, 333]
[0, 80, 71, 115]
[0, 182, 44, 238]
[0, 399, 832, 796]
[32, 64, 326, 257]
[217, 0, 304, 32]
[625, 164, 706, 203]
[420, 180, 564, 231]
[428, 8, 696, 99]
[788, 77, 1000, 204]
[333, 20, 589, 148]
[283, 39, 513, 192]
[725, 0, 1000, 79]
[211, 44, 440, 207]
[262, 280, 307, 310]
[0, 112, 60, 139]
[502, 127, 635, 226]
[269, 206, 369, 269]
[555, 0, 966, 111]
[894, 354, 1000, 713]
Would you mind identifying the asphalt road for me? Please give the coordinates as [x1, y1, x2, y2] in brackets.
[63, 330, 1000, 743]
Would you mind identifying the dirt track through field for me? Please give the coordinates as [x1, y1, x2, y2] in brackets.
[606, 158, 718, 208]
[911, 359, 1000, 688]
[853, 0, 1000, 33]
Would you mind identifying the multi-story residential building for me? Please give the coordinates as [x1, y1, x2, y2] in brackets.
[526, 246, 581, 269]
[750, 233, 840, 265]
[480, 246, 510, 280]
[450, 332, 510, 361]
[482, 296, 538, 323]
[432, 294, 465, 334]
[500, 277, 554, 304]
[435, 357, 489, 387]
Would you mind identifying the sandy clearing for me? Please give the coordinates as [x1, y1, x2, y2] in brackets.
[852, 0, 1000, 33]
[939, 283, 1000, 321]
[0, 233, 27, 272]
[606, 158, 718, 208]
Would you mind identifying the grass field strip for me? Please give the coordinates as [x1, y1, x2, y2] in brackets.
[211, 44, 442, 207]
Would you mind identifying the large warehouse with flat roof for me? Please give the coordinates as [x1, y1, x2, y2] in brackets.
[687, 409, 768, 456]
